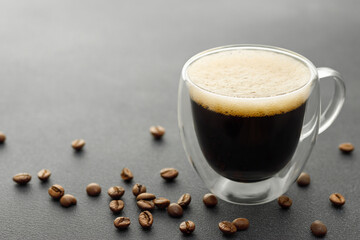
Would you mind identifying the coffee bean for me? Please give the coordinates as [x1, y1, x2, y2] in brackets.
[138, 211, 153, 228]
[72, 139, 85, 150]
[108, 186, 125, 199]
[339, 142, 354, 153]
[37, 169, 51, 181]
[278, 195, 292, 209]
[60, 194, 77, 207]
[179, 220, 195, 234]
[311, 220, 327, 237]
[203, 193, 218, 207]
[160, 168, 178, 180]
[86, 183, 101, 196]
[109, 200, 125, 213]
[177, 193, 191, 207]
[136, 193, 156, 201]
[232, 218, 249, 231]
[114, 217, 131, 229]
[329, 193, 345, 206]
[121, 168, 133, 181]
[48, 184, 65, 199]
[154, 197, 170, 209]
[13, 173, 32, 185]
[167, 203, 183, 218]
[132, 183, 146, 196]
[150, 126, 165, 139]
[137, 200, 155, 211]
[218, 221, 237, 235]
[297, 172, 310, 186]
[0, 131, 6, 143]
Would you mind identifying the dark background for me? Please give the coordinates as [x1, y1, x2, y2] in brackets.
[0, 0, 359, 239]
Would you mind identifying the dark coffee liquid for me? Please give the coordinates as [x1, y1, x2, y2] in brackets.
[191, 99, 306, 182]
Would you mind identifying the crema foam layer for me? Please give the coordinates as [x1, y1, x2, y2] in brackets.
[187, 49, 311, 117]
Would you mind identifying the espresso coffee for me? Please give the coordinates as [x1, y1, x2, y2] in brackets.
[187, 49, 311, 182]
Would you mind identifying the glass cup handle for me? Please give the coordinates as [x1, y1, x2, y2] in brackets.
[317, 67, 346, 134]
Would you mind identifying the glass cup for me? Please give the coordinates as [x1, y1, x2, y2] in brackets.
[178, 44, 345, 205]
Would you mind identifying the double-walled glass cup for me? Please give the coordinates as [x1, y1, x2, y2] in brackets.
[178, 45, 345, 205]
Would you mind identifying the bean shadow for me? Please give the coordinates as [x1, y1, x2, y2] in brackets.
[180, 232, 199, 239]
[122, 180, 134, 187]
[58, 205, 77, 212]
[328, 203, 346, 216]
[115, 227, 129, 233]
[151, 138, 166, 147]
[221, 233, 240, 239]
[339, 152, 356, 160]
[14, 184, 32, 195]
[39, 179, 52, 189]
[72, 149, 86, 158]
[201, 205, 220, 215]
[159, 179, 180, 191]
[86, 193, 103, 200]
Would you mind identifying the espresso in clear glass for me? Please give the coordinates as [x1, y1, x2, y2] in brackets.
[187, 49, 310, 182]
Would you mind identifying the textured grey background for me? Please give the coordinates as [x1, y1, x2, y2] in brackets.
[0, 0, 359, 239]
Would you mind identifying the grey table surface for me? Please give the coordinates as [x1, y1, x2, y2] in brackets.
[0, 0, 359, 239]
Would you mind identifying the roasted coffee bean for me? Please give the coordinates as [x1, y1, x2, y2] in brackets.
[48, 184, 65, 199]
[13, 173, 32, 185]
[339, 142, 354, 153]
[72, 139, 85, 150]
[139, 211, 153, 228]
[167, 203, 183, 218]
[278, 195, 292, 209]
[203, 193, 218, 207]
[179, 220, 195, 234]
[311, 220, 327, 237]
[329, 193, 345, 206]
[154, 197, 170, 209]
[177, 193, 191, 207]
[86, 183, 101, 196]
[132, 183, 146, 196]
[160, 168, 178, 180]
[218, 221, 237, 235]
[297, 172, 310, 186]
[137, 200, 155, 211]
[232, 218, 249, 231]
[109, 200, 125, 213]
[150, 126, 165, 139]
[121, 168, 133, 181]
[136, 193, 156, 201]
[0, 131, 6, 143]
[108, 186, 125, 199]
[114, 217, 131, 229]
[37, 169, 51, 181]
[60, 194, 77, 207]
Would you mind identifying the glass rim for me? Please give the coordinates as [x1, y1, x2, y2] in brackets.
[181, 44, 318, 100]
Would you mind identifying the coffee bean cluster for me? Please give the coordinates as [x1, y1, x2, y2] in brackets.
[109, 167, 197, 230]
[8, 132, 354, 238]
[217, 217, 249, 235]
[12, 165, 78, 208]
[48, 184, 77, 208]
